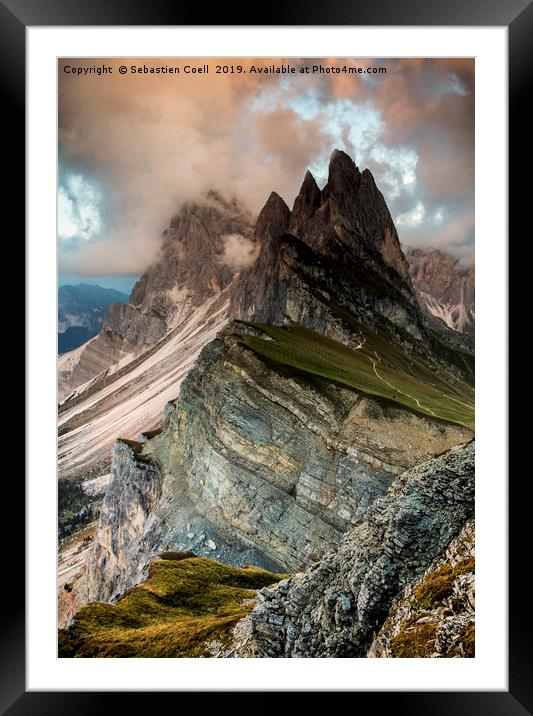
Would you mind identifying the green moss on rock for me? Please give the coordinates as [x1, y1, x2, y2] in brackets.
[389, 620, 438, 658]
[449, 623, 475, 658]
[413, 557, 475, 609]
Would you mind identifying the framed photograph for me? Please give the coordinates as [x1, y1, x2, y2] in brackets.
[9, 0, 527, 709]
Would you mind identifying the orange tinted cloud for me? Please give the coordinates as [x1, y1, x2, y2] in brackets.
[58, 57, 474, 274]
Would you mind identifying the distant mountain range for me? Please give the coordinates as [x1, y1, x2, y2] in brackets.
[405, 247, 474, 334]
[58, 283, 129, 354]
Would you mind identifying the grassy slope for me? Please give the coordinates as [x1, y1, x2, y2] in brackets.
[59, 556, 288, 658]
[238, 322, 474, 429]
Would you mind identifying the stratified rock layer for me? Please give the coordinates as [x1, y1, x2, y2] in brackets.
[83, 330, 471, 604]
[223, 441, 474, 657]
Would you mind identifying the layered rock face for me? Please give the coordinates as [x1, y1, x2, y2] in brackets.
[406, 247, 475, 334]
[221, 441, 474, 657]
[83, 327, 471, 603]
[58, 192, 255, 404]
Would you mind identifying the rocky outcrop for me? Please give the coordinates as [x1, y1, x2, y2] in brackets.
[103, 303, 167, 347]
[82, 440, 164, 603]
[406, 247, 475, 334]
[368, 519, 475, 658]
[84, 325, 472, 603]
[288, 170, 322, 236]
[232, 151, 425, 345]
[297, 151, 412, 286]
[221, 441, 474, 657]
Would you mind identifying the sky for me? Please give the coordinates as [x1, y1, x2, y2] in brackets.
[58, 58, 474, 293]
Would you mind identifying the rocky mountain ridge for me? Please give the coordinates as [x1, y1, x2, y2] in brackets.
[215, 440, 474, 657]
[58, 192, 255, 405]
[58, 284, 129, 354]
[406, 247, 475, 335]
[232, 150, 422, 342]
[59, 151, 475, 655]
[60, 442, 475, 658]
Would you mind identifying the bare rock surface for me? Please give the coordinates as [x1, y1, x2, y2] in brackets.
[219, 441, 474, 657]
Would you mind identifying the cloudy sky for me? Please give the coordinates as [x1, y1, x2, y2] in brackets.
[58, 58, 474, 293]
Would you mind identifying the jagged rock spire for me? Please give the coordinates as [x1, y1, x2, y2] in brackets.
[255, 191, 291, 243]
[292, 148, 411, 283]
[323, 149, 362, 205]
[288, 170, 322, 236]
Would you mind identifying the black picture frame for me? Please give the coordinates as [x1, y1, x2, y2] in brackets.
[8, 0, 529, 711]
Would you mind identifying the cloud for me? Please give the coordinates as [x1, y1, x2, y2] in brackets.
[399, 206, 474, 265]
[254, 107, 331, 177]
[59, 223, 162, 276]
[218, 234, 259, 271]
[396, 201, 426, 228]
[58, 57, 474, 274]
[58, 174, 103, 241]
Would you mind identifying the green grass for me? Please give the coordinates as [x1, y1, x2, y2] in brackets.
[237, 321, 474, 429]
[59, 556, 288, 658]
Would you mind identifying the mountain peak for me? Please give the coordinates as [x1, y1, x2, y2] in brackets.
[289, 169, 322, 236]
[131, 192, 255, 311]
[266, 191, 289, 211]
[255, 191, 291, 243]
[324, 148, 362, 202]
[328, 148, 360, 175]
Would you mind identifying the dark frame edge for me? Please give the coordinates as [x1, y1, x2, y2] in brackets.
[1, 0, 26, 714]
[11, 0, 530, 711]
[509, 3, 533, 714]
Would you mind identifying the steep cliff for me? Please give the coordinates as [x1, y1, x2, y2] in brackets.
[61, 443, 474, 657]
[218, 441, 474, 657]
[82, 321, 472, 605]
